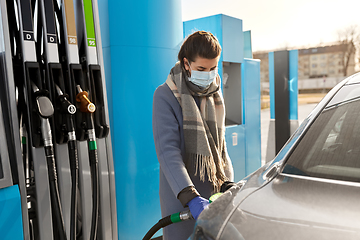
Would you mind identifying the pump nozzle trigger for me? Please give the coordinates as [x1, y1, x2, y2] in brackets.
[76, 85, 96, 113]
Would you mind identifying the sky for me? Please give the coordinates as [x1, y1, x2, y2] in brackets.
[182, 0, 360, 53]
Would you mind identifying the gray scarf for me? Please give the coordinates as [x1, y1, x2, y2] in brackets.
[165, 62, 228, 191]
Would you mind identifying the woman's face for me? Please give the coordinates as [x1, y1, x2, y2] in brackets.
[184, 56, 219, 76]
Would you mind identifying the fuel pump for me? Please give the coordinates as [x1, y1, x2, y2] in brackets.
[1, 0, 117, 239]
[5, 0, 58, 239]
[75, 3, 116, 238]
[53, 0, 100, 239]
[73, 0, 114, 239]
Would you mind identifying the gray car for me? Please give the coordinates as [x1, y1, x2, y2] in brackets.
[190, 72, 360, 240]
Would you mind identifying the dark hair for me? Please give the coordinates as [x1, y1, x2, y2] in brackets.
[178, 31, 222, 71]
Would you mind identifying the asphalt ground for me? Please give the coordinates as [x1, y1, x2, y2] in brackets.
[260, 93, 327, 165]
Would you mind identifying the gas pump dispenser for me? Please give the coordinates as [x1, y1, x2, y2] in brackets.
[0, 0, 117, 239]
[74, 1, 116, 239]
[5, 0, 60, 238]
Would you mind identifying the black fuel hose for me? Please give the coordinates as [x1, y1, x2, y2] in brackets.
[57, 85, 78, 240]
[88, 138, 99, 240]
[76, 85, 99, 240]
[143, 210, 193, 240]
[45, 145, 67, 240]
[143, 190, 228, 240]
[143, 216, 172, 240]
[68, 139, 78, 240]
[22, 134, 27, 175]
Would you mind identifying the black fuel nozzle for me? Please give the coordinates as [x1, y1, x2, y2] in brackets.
[54, 84, 77, 140]
[55, 84, 77, 115]
[31, 82, 54, 119]
[31, 82, 54, 148]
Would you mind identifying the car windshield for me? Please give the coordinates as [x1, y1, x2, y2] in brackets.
[283, 84, 360, 183]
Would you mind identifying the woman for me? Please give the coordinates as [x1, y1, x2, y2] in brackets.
[152, 30, 234, 240]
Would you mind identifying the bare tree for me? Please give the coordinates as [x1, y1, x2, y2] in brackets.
[277, 41, 291, 51]
[337, 25, 360, 76]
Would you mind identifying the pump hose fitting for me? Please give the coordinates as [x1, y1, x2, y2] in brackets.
[143, 190, 227, 240]
[142, 210, 193, 240]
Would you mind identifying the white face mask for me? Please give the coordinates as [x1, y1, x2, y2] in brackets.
[188, 67, 218, 88]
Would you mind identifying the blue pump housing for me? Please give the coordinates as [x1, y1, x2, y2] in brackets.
[0, 185, 24, 240]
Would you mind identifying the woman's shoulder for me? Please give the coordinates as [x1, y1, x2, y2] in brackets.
[154, 83, 171, 96]
[154, 83, 177, 103]
[153, 82, 181, 115]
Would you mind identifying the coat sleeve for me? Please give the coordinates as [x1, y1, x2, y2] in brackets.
[152, 84, 194, 198]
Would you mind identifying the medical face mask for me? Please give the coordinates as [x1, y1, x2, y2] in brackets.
[188, 67, 218, 88]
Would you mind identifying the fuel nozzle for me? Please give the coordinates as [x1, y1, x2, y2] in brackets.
[56, 85, 76, 115]
[76, 85, 96, 113]
[31, 82, 54, 118]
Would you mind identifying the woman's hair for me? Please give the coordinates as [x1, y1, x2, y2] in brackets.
[178, 31, 221, 71]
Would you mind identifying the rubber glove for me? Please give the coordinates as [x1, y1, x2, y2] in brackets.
[187, 196, 209, 220]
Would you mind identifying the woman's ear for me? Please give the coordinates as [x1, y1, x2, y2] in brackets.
[184, 58, 190, 71]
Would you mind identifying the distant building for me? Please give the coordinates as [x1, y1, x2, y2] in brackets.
[254, 43, 356, 92]
[253, 51, 269, 84]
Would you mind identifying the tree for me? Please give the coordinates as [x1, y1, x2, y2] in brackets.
[337, 25, 360, 76]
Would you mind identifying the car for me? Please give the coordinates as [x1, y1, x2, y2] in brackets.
[190, 72, 360, 240]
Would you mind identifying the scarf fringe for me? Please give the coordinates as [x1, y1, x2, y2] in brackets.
[187, 153, 228, 192]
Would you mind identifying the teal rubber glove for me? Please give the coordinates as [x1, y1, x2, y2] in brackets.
[188, 196, 209, 220]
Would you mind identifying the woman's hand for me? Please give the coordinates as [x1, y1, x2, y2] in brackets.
[187, 196, 209, 220]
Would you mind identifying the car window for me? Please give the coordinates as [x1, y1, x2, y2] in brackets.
[327, 84, 360, 108]
[283, 97, 360, 183]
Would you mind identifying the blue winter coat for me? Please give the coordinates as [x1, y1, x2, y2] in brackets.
[152, 83, 234, 240]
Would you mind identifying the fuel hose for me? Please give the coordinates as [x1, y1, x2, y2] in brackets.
[68, 136, 79, 240]
[32, 82, 67, 240]
[56, 85, 78, 240]
[88, 129, 99, 240]
[142, 210, 193, 240]
[142, 193, 223, 240]
[76, 85, 99, 240]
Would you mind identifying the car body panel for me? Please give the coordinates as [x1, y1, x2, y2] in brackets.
[191, 74, 360, 240]
[224, 174, 360, 240]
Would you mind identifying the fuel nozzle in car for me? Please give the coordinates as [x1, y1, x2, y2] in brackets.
[143, 209, 194, 240]
[143, 193, 224, 240]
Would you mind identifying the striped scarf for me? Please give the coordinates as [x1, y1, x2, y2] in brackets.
[166, 62, 229, 192]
